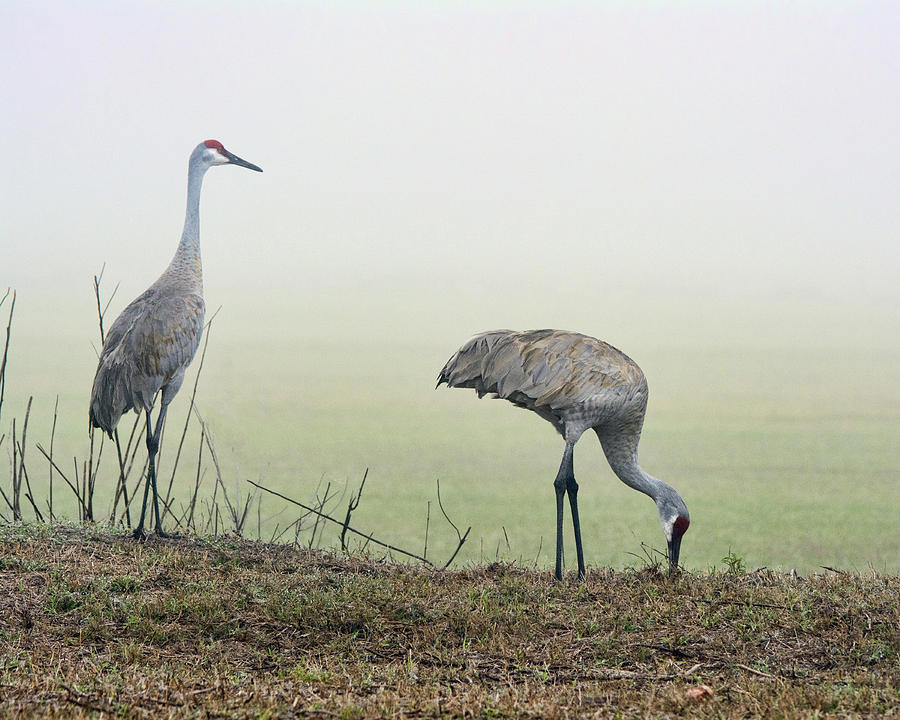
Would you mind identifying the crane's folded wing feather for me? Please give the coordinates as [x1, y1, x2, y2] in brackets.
[441, 329, 646, 418]
[90, 290, 205, 434]
[436, 330, 515, 394]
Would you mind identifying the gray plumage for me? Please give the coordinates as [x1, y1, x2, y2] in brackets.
[438, 329, 690, 579]
[90, 290, 205, 435]
[89, 139, 262, 538]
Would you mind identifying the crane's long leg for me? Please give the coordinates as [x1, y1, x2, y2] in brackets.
[133, 405, 169, 540]
[554, 480, 565, 581]
[553, 442, 576, 581]
[133, 410, 155, 540]
[148, 403, 169, 537]
[566, 468, 586, 581]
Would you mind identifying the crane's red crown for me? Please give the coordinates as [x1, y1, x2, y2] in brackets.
[674, 516, 690, 537]
[204, 139, 225, 151]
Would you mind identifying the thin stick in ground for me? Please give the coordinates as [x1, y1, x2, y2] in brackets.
[196, 413, 241, 533]
[14, 398, 43, 522]
[0, 288, 15, 428]
[12, 417, 20, 520]
[186, 421, 206, 533]
[424, 500, 431, 563]
[48, 395, 58, 522]
[92, 264, 119, 347]
[308, 480, 334, 550]
[340, 468, 368, 552]
[35, 444, 89, 520]
[437, 478, 472, 571]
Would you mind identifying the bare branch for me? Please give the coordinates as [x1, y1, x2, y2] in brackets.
[187, 422, 206, 532]
[271, 517, 303, 544]
[340, 468, 368, 552]
[308, 481, 333, 549]
[92, 264, 119, 345]
[424, 500, 431, 563]
[200, 419, 235, 525]
[35, 444, 89, 519]
[84, 426, 104, 522]
[436, 479, 472, 570]
[14, 398, 43, 522]
[0, 289, 15, 428]
[103, 284, 120, 318]
[48, 395, 58, 522]
[247, 479, 433, 566]
[436, 479, 460, 538]
[93, 270, 107, 344]
[12, 417, 20, 520]
[15, 440, 43, 522]
[441, 527, 471, 571]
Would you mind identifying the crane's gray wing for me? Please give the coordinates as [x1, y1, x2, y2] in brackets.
[90, 289, 205, 435]
[447, 329, 646, 412]
[495, 330, 645, 410]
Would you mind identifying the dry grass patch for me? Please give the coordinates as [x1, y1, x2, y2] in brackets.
[0, 524, 898, 718]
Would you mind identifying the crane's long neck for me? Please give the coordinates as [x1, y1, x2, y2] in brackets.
[597, 432, 672, 504]
[164, 158, 207, 294]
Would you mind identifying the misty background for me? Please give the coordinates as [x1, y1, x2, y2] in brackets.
[2, 1, 898, 571]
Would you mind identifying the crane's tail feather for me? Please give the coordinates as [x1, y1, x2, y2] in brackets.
[89, 362, 158, 437]
[437, 330, 517, 393]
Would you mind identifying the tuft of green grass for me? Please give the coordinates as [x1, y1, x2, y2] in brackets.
[721, 548, 746, 575]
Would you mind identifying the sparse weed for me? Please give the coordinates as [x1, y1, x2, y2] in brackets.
[722, 548, 747, 574]
[292, 662, 332, 684]
[108, 575, 141, 593]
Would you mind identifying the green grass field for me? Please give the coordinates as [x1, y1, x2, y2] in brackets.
[3, 286, 899, 574]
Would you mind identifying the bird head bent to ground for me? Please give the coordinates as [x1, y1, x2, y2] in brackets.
[657, 489, 690, 570]
[438, 328, 692, 579]
[194, 139, 264, 173]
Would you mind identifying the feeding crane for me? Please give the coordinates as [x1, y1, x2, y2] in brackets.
[90, 139, 262, 539]
[437, 329, 689, 579]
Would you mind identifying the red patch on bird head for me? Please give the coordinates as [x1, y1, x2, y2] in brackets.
[674, 516, 690, 537]
[204, 139, 225, 151]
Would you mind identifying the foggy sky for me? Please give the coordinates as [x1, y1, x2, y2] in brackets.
[2, 1, 899, 350]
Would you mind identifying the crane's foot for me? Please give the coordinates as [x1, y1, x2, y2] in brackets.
[132, 527, 149, 542]
[154, 528, 180, 540]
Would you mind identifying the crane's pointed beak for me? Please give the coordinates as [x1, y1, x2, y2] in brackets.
[667, 534, 682, 572]
[222, 149, 263, 172]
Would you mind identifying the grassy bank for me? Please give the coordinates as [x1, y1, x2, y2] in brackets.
[1, 524, 898, 718]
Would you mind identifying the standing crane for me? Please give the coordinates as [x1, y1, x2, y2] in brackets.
[437, 329, 690, 579]
[90, 140, 262, 539]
